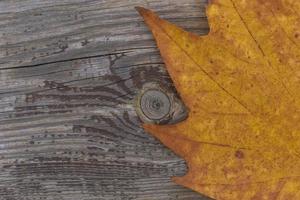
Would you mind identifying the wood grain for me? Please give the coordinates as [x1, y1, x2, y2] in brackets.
[0, 0, 210, 199]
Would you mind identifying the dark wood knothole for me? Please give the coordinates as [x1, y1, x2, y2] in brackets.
[136, 82, 189, 125]
[140, 89, 171, 120]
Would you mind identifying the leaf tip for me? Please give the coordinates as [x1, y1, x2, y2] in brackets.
[135, 6, 146, 14]
[135, 6, 153, 18]
[142, 123, 161, 136]
[172, 176, 190, 189]
[135, 6, 161, 28]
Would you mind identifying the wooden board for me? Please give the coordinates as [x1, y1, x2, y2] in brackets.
[0, 0, 210, 199]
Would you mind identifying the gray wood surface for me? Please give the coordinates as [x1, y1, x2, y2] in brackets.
[0, 0, 210, 199]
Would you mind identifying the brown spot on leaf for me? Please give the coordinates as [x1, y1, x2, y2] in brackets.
[235, 150, 244, 159]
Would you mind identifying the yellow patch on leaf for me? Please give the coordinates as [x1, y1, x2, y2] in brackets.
[136, 0, 300, 199]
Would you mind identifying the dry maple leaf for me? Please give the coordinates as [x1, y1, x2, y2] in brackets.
[136, 0, 300, 199]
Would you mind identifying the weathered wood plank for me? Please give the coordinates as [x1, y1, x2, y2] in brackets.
[0, 0, 210, 199]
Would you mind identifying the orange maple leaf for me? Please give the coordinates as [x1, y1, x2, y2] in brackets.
[136, 0, 300, 199]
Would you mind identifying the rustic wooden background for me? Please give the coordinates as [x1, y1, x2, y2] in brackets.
[0, 0, 210, 199]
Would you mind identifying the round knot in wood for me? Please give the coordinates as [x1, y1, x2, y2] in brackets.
[140, 89, 171, 121]
[136, 82, 188, 125]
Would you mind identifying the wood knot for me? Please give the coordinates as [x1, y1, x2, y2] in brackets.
[135, 82, 188, 124]
[140, 89, 171, 121]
